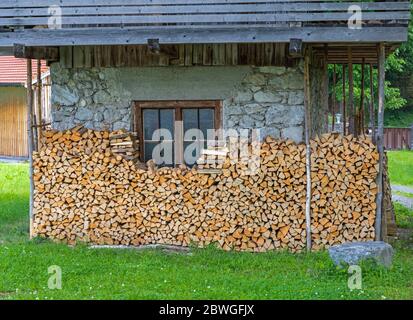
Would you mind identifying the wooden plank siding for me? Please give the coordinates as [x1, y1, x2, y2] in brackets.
[61, 43, 292, 68]
[0, 1, 410, 47]
[384, 127, 412, 150]
[0, 87, 28, 158]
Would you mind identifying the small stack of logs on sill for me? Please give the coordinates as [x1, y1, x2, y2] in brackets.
[109, 129, 140, 162]
[32, 127, 380, 252]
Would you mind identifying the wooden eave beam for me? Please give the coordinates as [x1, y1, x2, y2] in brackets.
[0, 26, 408, 47]
[14, 44, 59, 61]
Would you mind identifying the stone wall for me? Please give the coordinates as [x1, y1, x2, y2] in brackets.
[50, 63, 305, 142]
[223, 64, 305, 142]
[51, 64, 132, 131]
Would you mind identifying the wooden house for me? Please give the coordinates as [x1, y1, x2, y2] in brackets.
[0, 56, 50, 158]
[0, 0, 410, 250]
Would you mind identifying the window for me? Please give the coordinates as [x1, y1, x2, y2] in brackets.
[135, 101, 221, 166]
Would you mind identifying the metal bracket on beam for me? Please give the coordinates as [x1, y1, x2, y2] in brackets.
[147, 38, 160, 54]
[289, 38, 303, 58]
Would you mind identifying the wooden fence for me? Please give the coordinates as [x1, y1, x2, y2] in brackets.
[0, 87, 28, 158]
[384, 127, 412, 150]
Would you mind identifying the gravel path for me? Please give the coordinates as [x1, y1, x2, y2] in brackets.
[392, 185, 413, 195]
[0, 157, 27, 164]
[391, 185, 413, 209]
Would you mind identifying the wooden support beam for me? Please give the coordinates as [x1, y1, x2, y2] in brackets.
[1, 27, 408, 47]
[332, 64, 336, 131]
[369, 63, 376, 143]
[375, 43, 385, 241]
[14, 44, 59, 61]
[348, 47, 354, 134]
[359, 59, 365, 135]
[323, 44, 329, 132]
[304, 52, 312, 252]
[26, 59, 34, 239]
[36, 59, 42, 150]
[342, 64, 346, 135]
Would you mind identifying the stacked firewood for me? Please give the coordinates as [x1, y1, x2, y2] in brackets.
[109, 130, 139, 162]
[32, 129, 378, 252]
[310, 133, 378, 249]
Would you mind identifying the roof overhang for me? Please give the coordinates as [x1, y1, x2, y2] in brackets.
[0, 26, 409, 49]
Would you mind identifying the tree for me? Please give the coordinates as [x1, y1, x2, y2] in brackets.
[329, 55, 407, 113]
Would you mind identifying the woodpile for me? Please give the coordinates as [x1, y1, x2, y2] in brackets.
[109, 129, 139, 162]
[310, 133, 378, 249]
[32, 129, 379, 252]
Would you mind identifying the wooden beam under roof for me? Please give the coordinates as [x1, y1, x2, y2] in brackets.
[0, 27, 408, 48]
[14, 44, 59, 61]
[311, 43, 397, 65]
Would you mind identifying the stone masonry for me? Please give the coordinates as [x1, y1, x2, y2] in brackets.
[223, 64, 304, 142]
[51, 63, 132, 131]
[50, 62, 305, 142]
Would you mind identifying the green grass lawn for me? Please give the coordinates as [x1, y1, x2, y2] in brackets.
[1, 162, 413, 300]
[387, 151, 413, 188]
[393, 203, 413, 229]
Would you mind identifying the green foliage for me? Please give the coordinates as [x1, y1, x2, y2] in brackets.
[391, 18, 413, 76]
[385, 104, 413, 127]
[328, 5, 412, 116]
[328, 59, 407, 114]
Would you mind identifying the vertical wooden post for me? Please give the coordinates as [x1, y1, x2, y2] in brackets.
[332, 64, 336, 131]
[348, 48, 354, 135]
[323, 44, 329, 132]
[369, 63, 376, 143]
[36, 59, 43, 149]
[359, 59, 365, 136]
[26, 59, 34, 239]
[304, 54, 312, 252]
[375, 43, 385, 241]
[342, 64, 346, 135]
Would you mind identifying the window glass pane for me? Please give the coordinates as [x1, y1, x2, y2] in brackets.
[141, 103, 219, 167]
[199, 109, 215, 140]
[145, 142, 174, 167]
[184, 141, 203, 166]
[143, 109, 159, 141]
[159, 109, 174, 139]
[144, 142, 157, 163]
[183, 109, 198, 134]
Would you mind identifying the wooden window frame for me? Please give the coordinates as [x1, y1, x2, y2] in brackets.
[134, 100, 222, 165]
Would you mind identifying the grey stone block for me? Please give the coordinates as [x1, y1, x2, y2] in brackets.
[243, 72, 267, 86]
[233, 91, 253, 103]
[52, 85, 79, 106]
[266, 105, 304, 127]
[328, 241, 394, 268]
[288, 91, 304, 105]
[258, 66, 287, 75]
[258, 127, 280, 140]
[254, 90, 283, 103]
[281, 126, 304, 143]
[93, 90, 113, 104]
[75, 108, 94, 121]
